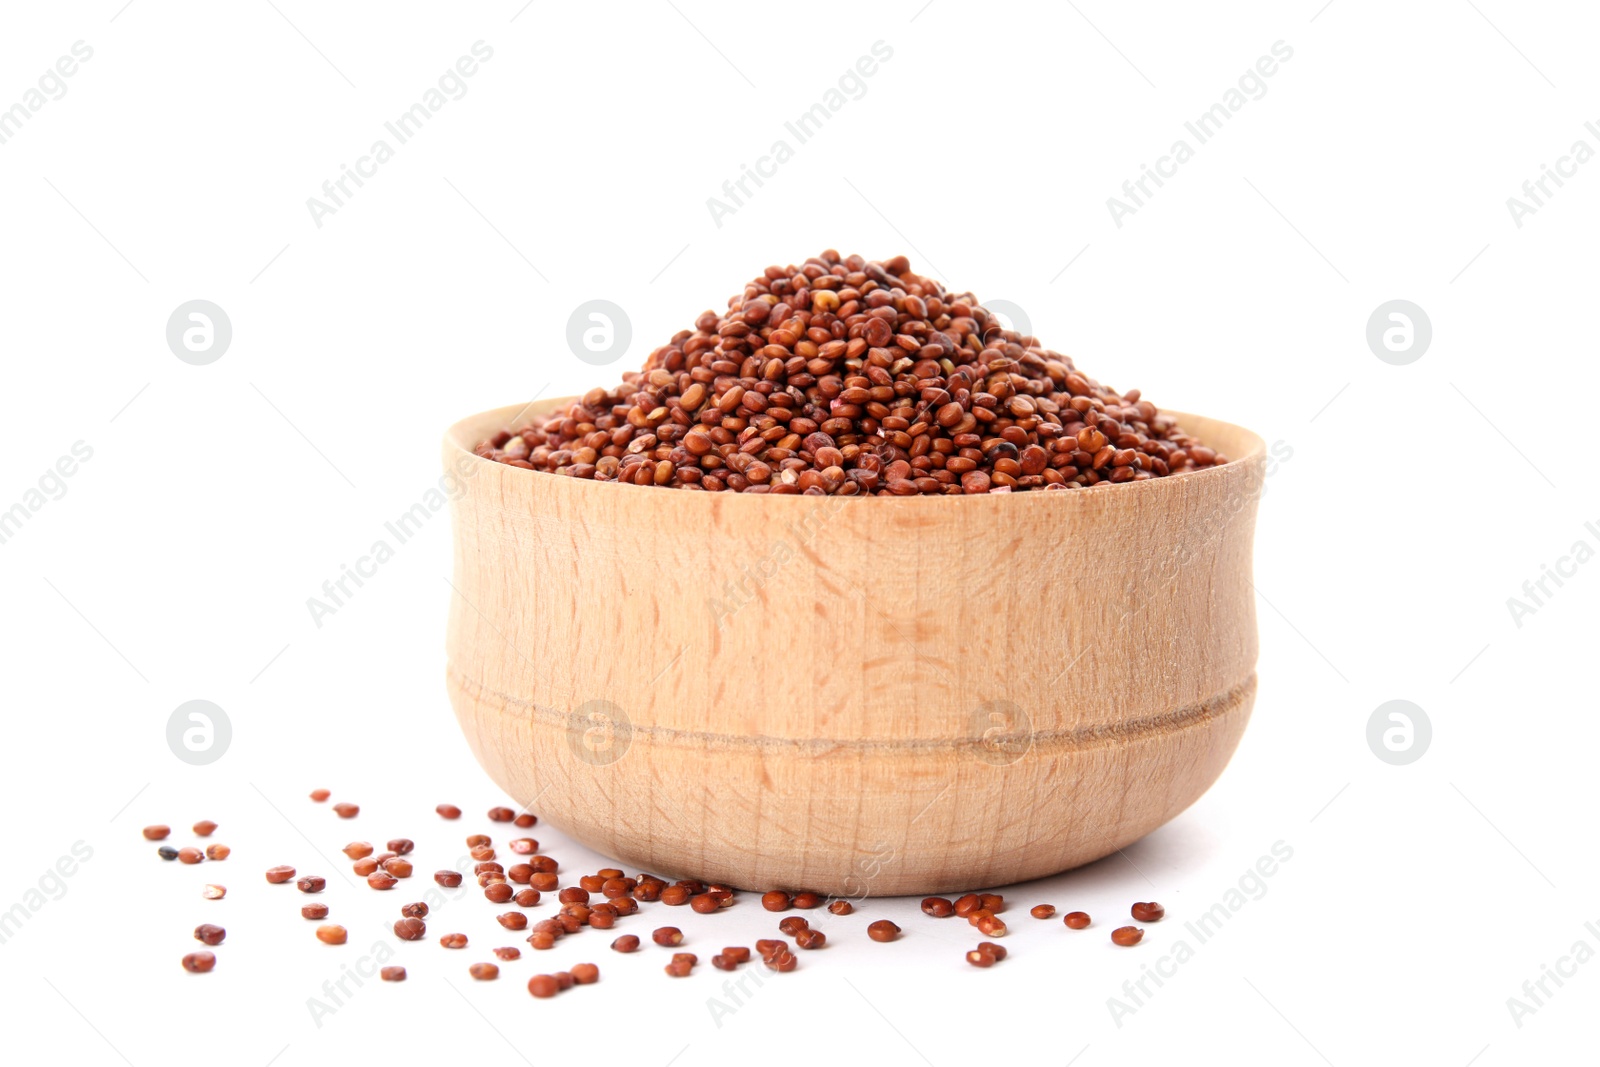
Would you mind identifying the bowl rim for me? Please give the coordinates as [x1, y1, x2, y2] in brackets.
[444, 398, 1266, 505]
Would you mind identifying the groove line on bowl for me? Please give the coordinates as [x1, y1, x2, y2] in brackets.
[446, 665, 1255, 756]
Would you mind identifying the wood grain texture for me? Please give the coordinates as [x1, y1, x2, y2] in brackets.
[444, 400, 1266, 895]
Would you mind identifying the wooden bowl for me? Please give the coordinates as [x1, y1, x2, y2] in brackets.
[444, 400, 1265, 896]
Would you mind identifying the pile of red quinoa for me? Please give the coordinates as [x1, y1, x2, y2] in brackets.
[477, 251, 1225, 494]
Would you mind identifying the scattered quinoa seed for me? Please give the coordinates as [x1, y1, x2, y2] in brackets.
[1111, 926, 1144, 947]
[1131, 901, 1165, 923]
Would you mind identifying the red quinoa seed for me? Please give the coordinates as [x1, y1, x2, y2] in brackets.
[1111, 926, 1144, 947]
[1131, 901, 1165, 923]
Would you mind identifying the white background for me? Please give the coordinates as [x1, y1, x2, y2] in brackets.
[1, 1, 1596, 1064]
